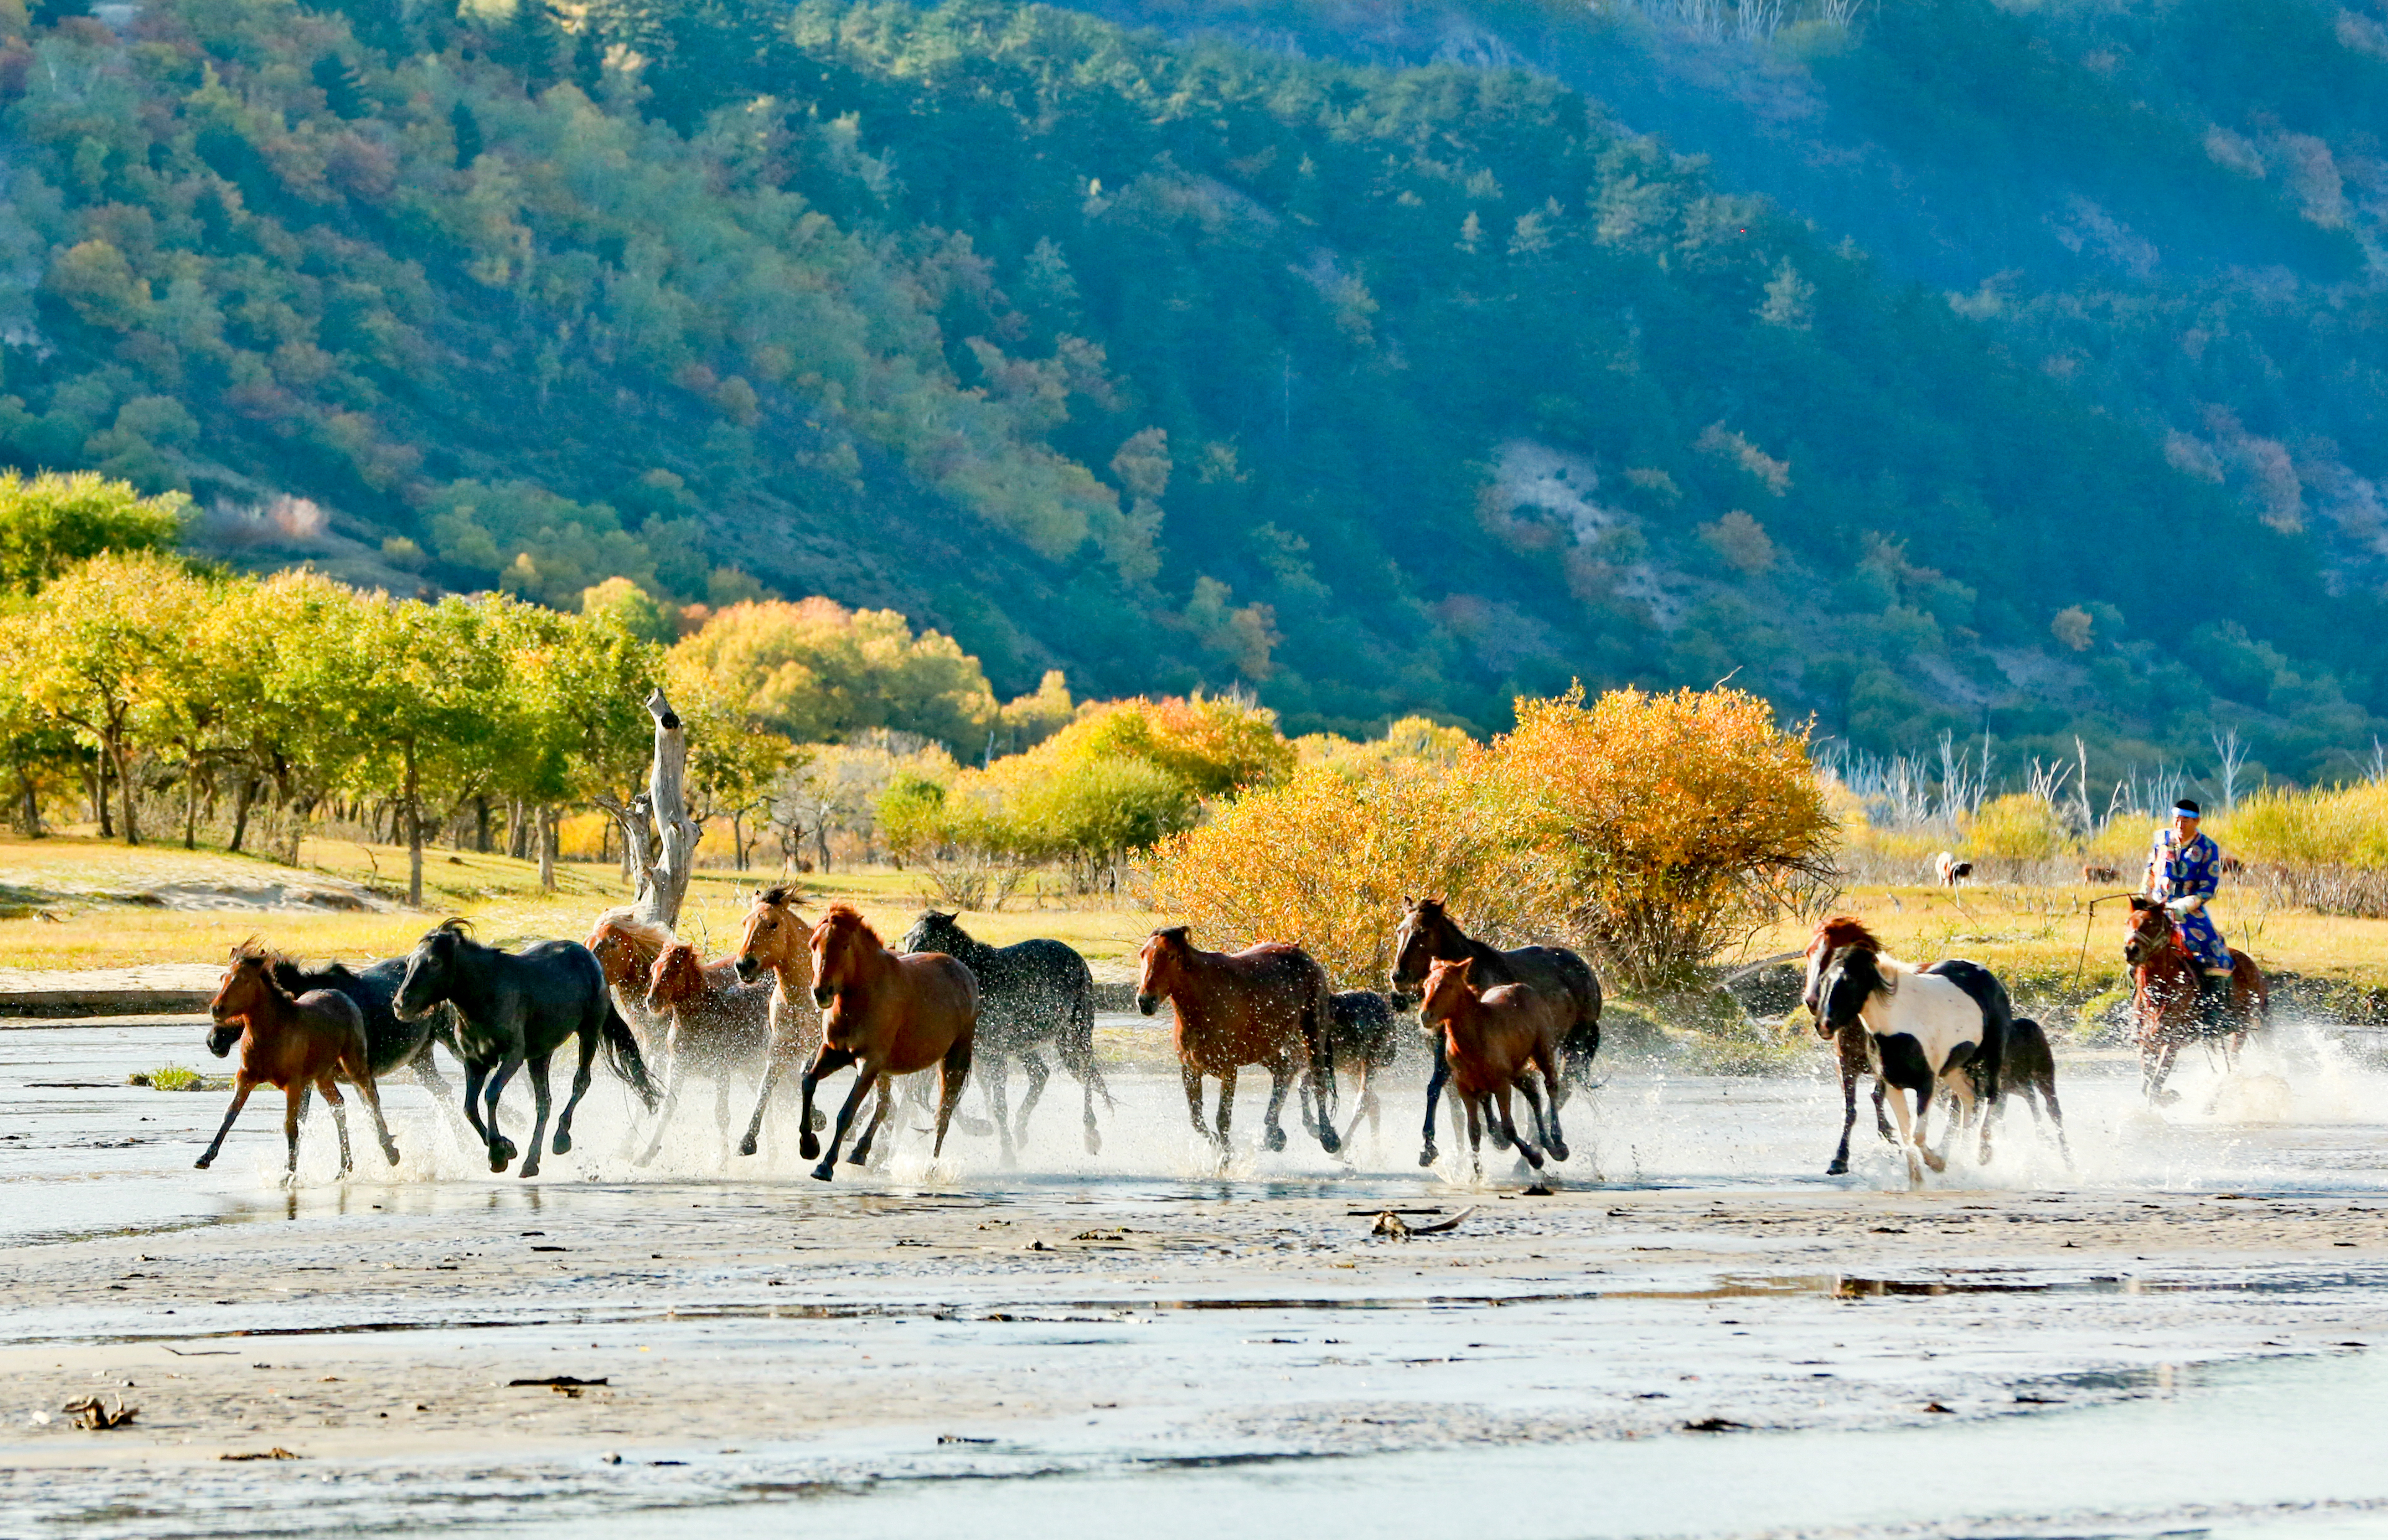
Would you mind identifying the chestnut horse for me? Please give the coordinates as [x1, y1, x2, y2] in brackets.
[2124, 895, 2267, 1105]
[732, 886, 835, 1157]
[197, 944, 400, 1179]
[633, 939, 772, 1166]
[793, 905, 977, 1181]
[1417, 957, 1569, 1178]
[1800, 916, 1896, 1175]
[588, 911, 674, 1037]
[1135, 926, 1341, 1156]
[1390, 898, 1599, 1167]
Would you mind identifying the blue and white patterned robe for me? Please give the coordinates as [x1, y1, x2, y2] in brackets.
[2147, 828, 2232, 973]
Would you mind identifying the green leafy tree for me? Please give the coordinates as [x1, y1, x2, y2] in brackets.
[0, 472, 185, 595]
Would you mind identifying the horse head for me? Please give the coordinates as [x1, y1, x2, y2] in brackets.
[645, 942, 704, 1016]
[207, 942, 278, 1056]
[898, 909, 962, 958]
[1802, 915, 1882, 1017]
[1388, 896, 1450, 1002]
[1417, 955, 1477, 1029]
[2122, 896, 2174, 966]
[809, 904, 878, 1007]
[1136, 926, 1194, 1016]
[738, 887, 807, 985]
[394, 919, 470, 1020]
[1815, 944, 1890, 1040]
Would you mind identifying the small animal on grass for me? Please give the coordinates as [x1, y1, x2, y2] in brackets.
[1136, 926, 1342, 1157]
[1415, 957, 1570, 1179]
[1389, 897, 1599, 1169]
[2123, 895, 2267, 1106]
[789, 905, 977, 1182]
[633, 938, 772, 1166]
[197, 943, 399, 1180]
[2082, 865, 2121, 885]
[1298, 990, 1405, 1149]
[898, 911, 1111, 1157]
[394, 920, 657, 1178]
[2219, 854, 2245, 877]
[1812, 940, 2012, 1188]
[263, 955, 474, 1143]
[730, 886, 834, 1157]
[1932, 852, 1973, 887]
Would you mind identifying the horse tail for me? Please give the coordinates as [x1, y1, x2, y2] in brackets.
[1062, 973, 1114, 1109]
[601, 999, 660, 1109]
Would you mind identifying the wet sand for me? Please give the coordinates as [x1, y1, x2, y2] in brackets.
[6, 1017, 2388, 1537]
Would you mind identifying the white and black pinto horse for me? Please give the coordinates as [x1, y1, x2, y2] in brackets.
[1813, 943, 2012, 1187]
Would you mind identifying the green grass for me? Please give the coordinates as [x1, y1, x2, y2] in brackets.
[129, 1066, 224, 1091]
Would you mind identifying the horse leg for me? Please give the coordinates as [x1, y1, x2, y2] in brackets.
[411, 1049, 480, 1152]
[481, 1053, 524, 1173]
[845, 1078, 892, 1167]
[2043, 1076, 2072, 1168]
[1014, 1048, 1050, 1144]
[931, 1037, 973, 1161]
[1215, 1064, 1240, 1154]
[812, 1066, 879, 1182]
[1828, 1054, 1859, 1175]
[516, 1054, 557, 1179]
[282, 1082, 308, 1182]
[1497, 1083, 1542, 1170]
[318, 1076, 356, 1176]
[551, 1015, 601, 1157]
[351, 1058, 400, 1166]
[1913, 1080, 1948, 1174]
[634, 1022, 686, 1169]
[1181, 1061, 1216, 1148]
[797, 1045, 857, 1163]
[1524, 1052, 1567, 1162]
[1465, 1094, 1485, 1181]
[1419, 1035, 1449, 1168]
[1262, 1058, 1293, 1153]
[1339, 1066, 1374, 1149]
[737, 1045, 798, 1158]
[981, 1051, 1015, 1167]
[195, 1079, 255, 1170]
[1878, 1078, 1924, 1188]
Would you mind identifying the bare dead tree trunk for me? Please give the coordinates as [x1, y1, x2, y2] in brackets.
[595, 689, 700, 929]
[539, 805, 557, 892]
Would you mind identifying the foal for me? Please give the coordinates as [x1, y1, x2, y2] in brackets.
[794, 905, 978, 1181]
[198, 945, 399, 1180]
[634, 939, 772, 1166]
[1417, 957, 1569, 1178]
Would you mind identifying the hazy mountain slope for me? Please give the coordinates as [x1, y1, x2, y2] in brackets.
[0, 0, 2380, 778]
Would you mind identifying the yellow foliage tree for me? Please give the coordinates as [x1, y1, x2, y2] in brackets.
[1961, 792, 2066, 864]
[667, 596, 1000, 750]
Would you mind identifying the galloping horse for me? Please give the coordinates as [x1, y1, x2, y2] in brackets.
[1813, 942, 2011, 1188]
[588, 911, 676, 1035]
[1390, 898, 1599, 1167]
[1417, 958, 1570, 1179]
[394, 920, 656, 1177]
[198, 944, 399, 1180]
[634, 939, 772, 1166]
[265, 955, 471, 1142]
[794, 905, 978, 1181]
[1135, 927, 1341, 1157]
[1298, 990, 1406, 1149]
[2124, 895, 2268, 1105]
[732, 887, 831, 1157]
[898, 911, 1110, 1156]
[1801, 916, 1896, 1175]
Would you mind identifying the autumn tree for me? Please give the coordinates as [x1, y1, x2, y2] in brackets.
[0, 471, 187, 595]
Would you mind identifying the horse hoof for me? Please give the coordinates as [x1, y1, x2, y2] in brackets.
[810, 1162, 836, 1182]
[1264, 1127, 1288, 1153]
[1826, 1159, 1849, 1176]
[798, 1134, 821, 1161]
[518, 1161, 541, 1179]
[1547, 1141, 1570, 1162]
[491, 1136, 518, 1164]
[194, 1157, 212, 1170]
[737, 1137, 758, 1157]
[1084, 1130, 1102, 1156]
[1418, 1147, 1438, 1169]
[552, 1131, 572, 1155]
[488, 1156, 509, 1174]
[1922, 1153, 1947, 1174]
[1317, 1126, 1342, 1155]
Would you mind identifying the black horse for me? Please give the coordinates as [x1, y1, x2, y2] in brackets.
[1298, 989, 1407, 1149]
[897, 911, 1110, 1156]
[1390, 898, 1601, 1167]
[394, 920, 657, 1177]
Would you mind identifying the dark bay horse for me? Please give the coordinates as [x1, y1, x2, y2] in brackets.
[1418, 957, 1569, 1178]
[898, 911, 1110, 1156]
[198, 945, 399, 1180]
[795, 905, 977, 1180]
[2124, 896, 2268, 1105]
[634, 939, 773, 1166]
[1801, 916, 1896, 1175]
[394, 920, 656, 1177]
[1390, 898, 1599, 1166]
[1136, 926, 1340, 1157]
[1298, 989, 1405, 1149]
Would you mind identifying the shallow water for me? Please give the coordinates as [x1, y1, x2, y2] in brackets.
[7, 1015, 2388, 1538]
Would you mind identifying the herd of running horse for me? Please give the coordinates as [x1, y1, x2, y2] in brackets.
[192, 888, 2268, 1189]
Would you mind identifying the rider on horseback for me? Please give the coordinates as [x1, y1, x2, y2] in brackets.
[2145, 799, 2234, 1032]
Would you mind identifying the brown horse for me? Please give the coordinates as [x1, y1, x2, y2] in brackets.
[633, 939, 773, 1166]
[1801, 915, 1897, 1175]
[2124, 896, 2267, 1105]
[1390, 898, 1599, 1167]
[197, 944, 400, 1180]
[794, 905, 978, 1181]
[588, 911, 674, 1035]
[732, 886, 832, 1157]
[1417, 957, 1569, 1177]
[1135, 926, 1341, 1156]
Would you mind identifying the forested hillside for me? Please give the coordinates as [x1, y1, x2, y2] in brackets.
[1, 0, 2381, 782]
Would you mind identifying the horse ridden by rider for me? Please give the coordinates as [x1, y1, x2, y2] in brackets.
[2144, 799, 2243, 1035]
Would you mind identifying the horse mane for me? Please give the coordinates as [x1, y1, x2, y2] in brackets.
[592, 910, 674, 952]
[758, 885, 803, 909]
[1809, 914, 1883, 956]
[819, 903, 878, 944]
[1151, 924, 1191, 947]
[1829, 943, 1896, 999]
[430, 917, 472, 939]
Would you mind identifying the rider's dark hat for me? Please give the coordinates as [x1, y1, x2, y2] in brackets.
[2173, 799, 2201, 817]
